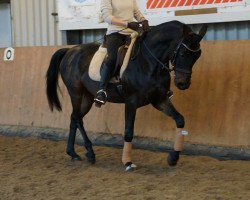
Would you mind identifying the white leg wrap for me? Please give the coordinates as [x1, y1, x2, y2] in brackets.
[174, 128, 188, 151]
[122, 142, 132, 165]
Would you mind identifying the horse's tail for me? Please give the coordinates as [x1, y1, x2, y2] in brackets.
[46, 48, 69, 111]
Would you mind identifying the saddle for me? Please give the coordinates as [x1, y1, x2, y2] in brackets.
[89, 32, 138, 82]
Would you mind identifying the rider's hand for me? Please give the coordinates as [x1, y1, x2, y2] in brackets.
[127, 22, 140, 31]
[142, 20, 150, 31]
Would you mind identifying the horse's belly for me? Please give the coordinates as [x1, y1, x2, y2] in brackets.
[82, 72, 125, 104]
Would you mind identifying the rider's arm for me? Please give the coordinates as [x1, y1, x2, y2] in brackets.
[133, 0, 146, 22]
[111, 18, 128, 27]
[100, 0, 128, 27]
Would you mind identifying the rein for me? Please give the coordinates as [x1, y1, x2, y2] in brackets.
[142, 38, 201, 74]
[142, 40, 170, 71]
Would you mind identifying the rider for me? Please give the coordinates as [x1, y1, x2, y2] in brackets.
[94, 0, 150, 107]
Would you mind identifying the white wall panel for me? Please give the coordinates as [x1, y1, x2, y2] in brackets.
[0, 3, 12, 47]
[10, 0, 65, 47]
[191, 21, 250, 41]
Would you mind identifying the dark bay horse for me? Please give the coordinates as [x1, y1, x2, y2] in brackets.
[46, 20, 207, 170]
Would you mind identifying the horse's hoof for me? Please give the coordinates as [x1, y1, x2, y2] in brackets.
[167, 155, 177, 166]
[124, 162, 137, 172]
[167, 151, 180, 166]
[85, 152, 96, 164]
[71, 156, 82, 162]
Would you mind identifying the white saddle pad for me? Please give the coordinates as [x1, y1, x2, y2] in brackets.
[88, 32, 138, 82]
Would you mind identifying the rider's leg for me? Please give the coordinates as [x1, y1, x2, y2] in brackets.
[94, 33, 127, 106]
[94, 63, 113, 105]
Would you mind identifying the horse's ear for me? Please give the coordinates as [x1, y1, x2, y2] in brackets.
[183, 25, 193, 36]
[198, 24, 208, 41]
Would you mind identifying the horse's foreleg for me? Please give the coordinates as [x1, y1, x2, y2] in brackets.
[123, 101, 137, 171]
[152, 99, 186, 166]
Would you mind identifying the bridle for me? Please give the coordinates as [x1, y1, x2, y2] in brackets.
[142, 38, 201, 74]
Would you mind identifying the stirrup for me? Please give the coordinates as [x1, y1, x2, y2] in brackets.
[94, 89, 107, 107]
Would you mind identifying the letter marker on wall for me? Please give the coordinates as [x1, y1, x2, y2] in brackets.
[4, 47, 15, 61]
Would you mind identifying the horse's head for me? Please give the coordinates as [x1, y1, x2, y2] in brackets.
[172, 24, 207, 90]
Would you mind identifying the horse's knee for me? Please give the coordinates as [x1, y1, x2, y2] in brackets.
[175, 114, 185, 128]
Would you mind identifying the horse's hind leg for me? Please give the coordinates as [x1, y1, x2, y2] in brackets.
[67, 92, 95, 163]
[152, 99, 185, 166]
[66, 114, 82, 161]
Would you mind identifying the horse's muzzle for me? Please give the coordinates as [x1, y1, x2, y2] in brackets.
[174, 78, 191, 90]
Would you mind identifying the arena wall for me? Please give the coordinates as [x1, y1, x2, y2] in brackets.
[0, 41, 249, 148]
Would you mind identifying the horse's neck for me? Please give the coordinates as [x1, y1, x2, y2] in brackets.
[131, 39, 171, 80]
[139, 37, 176, 72]
[128, 23, 183, 76]
[143, 25, 185, 73]
[145, 22, 183, 49]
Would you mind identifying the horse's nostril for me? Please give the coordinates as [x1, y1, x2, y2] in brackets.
[178, 83, 185, 88]
[176, 82, 190, 90]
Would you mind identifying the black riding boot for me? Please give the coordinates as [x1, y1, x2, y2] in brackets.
[94, 64, 113, 107]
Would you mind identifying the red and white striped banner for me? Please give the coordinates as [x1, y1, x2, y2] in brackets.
[143, 0, 250, 25]
[147, 0, 243, 9]
[58, 0, 250, 30]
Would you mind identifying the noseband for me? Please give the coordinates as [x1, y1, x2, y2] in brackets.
[171, 39, 201, 75]
[142, 38, 201, 74]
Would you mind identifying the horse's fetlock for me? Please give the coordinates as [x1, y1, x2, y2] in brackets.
[66, 147, 75, 156]
[66, 149, 73, 156]
[167, 150, 180, 166]
[84, 144, 93, 152]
